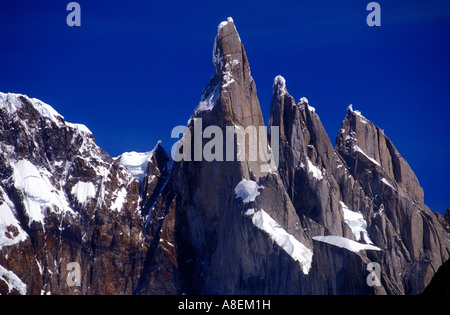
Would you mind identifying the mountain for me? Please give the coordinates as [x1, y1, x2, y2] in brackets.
[1, 18, 449, 295]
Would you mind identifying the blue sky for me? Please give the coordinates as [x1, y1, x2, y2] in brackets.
[1, 0, 449, 213]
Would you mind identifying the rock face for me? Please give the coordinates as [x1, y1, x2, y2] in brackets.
[335, 107, 450, 294]
[172, 18, 310, 294]
[1, 18, 449, 295]
[0, 93, 175, 294]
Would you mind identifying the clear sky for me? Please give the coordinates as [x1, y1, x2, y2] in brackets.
[1, 0, 449, 213]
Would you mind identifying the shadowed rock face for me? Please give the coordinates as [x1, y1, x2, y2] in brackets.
[422, 255, 450, 295]
[1, 18, 449, 295]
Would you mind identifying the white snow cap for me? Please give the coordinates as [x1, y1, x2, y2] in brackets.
[118, 150, 154, 184]
[299, 97, 309, 104]
[218, 17, 234, 32]
[273, 75, 286, 93]
[0, 92, 92, 135]
[347, 103, 365, 118]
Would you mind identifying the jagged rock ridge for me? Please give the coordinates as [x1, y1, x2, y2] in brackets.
[1, 18, 449, 295]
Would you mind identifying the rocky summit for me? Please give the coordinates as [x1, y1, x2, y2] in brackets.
[1, 18, 449, 295]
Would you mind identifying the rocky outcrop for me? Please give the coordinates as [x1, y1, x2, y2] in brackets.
[269, 79, 349, 240]
[172, 18, 311, 294]
[0, 93, 175, 294]
[335, 106, 450, 294]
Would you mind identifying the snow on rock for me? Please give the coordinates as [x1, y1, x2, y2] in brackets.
[0, 92, 92, 137]
[118, 150, 154, 184]
[110, 187, 127, 212]
[299, 97, 315, 113]
[381, 178, 396, 190]
[11, 161, 47, 224]
[313, 235, 381, 253]
[10, 159, 70, 224]
[0, 188, 28, 250]
[245, 208, 313, 274]
[299, 97, 308, 104]
[222, 71, 235, 88]
[347, 104, 369, 121]
[273, 75, 287, 95]
[66, 122, 92, 135]
[30, 97, 64, 125]
[218, 17, 234, 32]
[307, 159, 323, 180]
[353, 145, 380, 166]
[0, 265, 27, 295]
[0, 92, 62, 127]
[195, 81, 221, 113]
[234, 179, 263, 203]
[340, 201, 373, 244]
[71, 181, 96, 205]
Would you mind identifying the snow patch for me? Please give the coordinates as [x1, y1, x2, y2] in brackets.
[353, 145, 380, 166]
[381, 178, 395, 190]
[71, 181, 96, 205]
[0, 265, 27, 295]
[118, 150, 154, 184]
[234, 179, 263, 203]
[340, 201, 373, 244]
[0, 188, 28, 250]
[313, 235, 381, 253]
[11, 160, 54, 224]
[307, 159, 323, 180]
[245, 209, 313, 274]
[111, 187, 127, 212]
[195, 81, 221, 113]
[222, 71, 235, 88]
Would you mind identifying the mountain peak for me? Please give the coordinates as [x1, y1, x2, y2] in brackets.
[217, 17, 235, 32]
[273, 75, 287, 96]
[212, 18, 251, 87]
